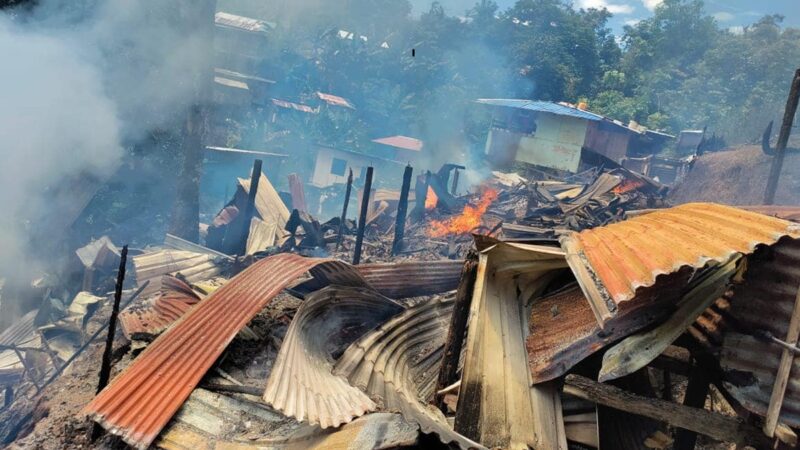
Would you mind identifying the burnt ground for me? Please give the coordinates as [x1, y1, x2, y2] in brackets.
[669, 145, 800, 206]
[3, 292, 303, 450]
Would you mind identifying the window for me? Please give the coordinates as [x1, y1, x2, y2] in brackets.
[330, 158, 347, 176]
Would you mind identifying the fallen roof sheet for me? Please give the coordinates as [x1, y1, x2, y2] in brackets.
[721, 238, 800, 428]
[159, 386, 418, 450]
[132, 249, 225, 298]
[0, 310, 40, 383]
[455, 242, 568, 449]
[334, 295, 484, 450]
[119, 276, 201, 340]
[356, 259, 464, 298]
[561, 202, 800, 325]
[85, 254, 369, 449]
[238, 172, 292, 232]
[263, 286, 404, 428]
[245, 218, 279, 255]
[372, 135, 423, 152]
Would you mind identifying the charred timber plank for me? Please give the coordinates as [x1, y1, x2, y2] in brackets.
[92, 244, 129, 441]
[563, 374, 772, 448]
[764, 284, 800, 436]
[674, 362, 712, 450]
[391, 165, 413, 256]
[352, 167, 373, 265]
[434, 253, 478, 412]
[336, 169, 353, 250]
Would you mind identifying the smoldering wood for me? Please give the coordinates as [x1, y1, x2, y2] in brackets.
[352, 166, 373, 265]
[391, 165, 413, 256]
[434, 253, 478, 412]
[763, 68, 800, 205]
[564, 374, 772, 448]
[92, 245, 128, 440]
[336, 169, 353, 250]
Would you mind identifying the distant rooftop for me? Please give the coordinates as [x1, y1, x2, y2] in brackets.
[476, 99, 603, 122]
[372, 135, 424, 152]
[215, 12, 276, 34]
[317, 92, 355, 109]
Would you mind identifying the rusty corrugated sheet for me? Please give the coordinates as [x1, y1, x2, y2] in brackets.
[721, 239, 800, 427]
[333, 295, 485, 450]
[561, 202, 800, 325]
[526, 285, 669, 383]
[84, 254, 369, 449]
[119, 277, 201, 340]
[356, 260, 464, 298]
[263, 286, 404, 428]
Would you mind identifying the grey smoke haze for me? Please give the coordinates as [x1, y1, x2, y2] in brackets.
[0, 1, 211, 278]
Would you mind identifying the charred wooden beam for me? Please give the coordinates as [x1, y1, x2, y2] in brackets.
[673, 361, 712, 450]
[234, 159, 263, 255]
[391, 165, 413, 256]
[764, 68, 800, 205]
[352, 167, 373, 265]
[336, 169, 354, 250]
[92, 244, 128, 441]
[564, 374, 772, 448]
[435, 252, 478, 413]
[451, 168, 460, 195]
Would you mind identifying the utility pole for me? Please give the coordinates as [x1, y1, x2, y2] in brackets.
[763, 68, 800, 205]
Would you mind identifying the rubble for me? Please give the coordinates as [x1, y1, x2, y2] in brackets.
[5, 159, 800, 450]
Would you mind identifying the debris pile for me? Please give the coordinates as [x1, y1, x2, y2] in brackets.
[4, 163, 800, 450]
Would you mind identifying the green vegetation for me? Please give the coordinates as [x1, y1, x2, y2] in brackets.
[223, 0, 800, 151]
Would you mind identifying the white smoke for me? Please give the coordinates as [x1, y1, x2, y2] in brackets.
[0, 0, 211, 278]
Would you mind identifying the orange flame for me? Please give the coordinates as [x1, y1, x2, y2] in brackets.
[612, 179, 645, 194]
[427, 188, 498, 238]
[425, 186, 438, 209]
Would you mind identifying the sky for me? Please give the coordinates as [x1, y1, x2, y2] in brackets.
[409, 0, 800, 34]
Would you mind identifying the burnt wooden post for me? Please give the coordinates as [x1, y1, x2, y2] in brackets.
[236, 159, 262, 255]
[391, 165, 413, 256]
[451, 168, 460, 195]
[352, 167, 373, 265]
[336, 169, 354, 250]
[764, 68, 800, 205]
[673, 360, 711, 450]
[435, 252, 478, 412]
[92, 244, 128, 441]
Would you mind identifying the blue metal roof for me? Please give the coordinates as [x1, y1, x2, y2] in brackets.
[476, 99, 603, 122]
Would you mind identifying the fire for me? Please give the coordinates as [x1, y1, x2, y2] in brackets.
[612, 179, 645, 194]
[427, 188, 498, 238]
[425, 186, 438, 209]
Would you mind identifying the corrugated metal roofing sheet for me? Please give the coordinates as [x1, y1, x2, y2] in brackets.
[372, 135, 424, 152]
[84, 254, 369, 449]
[561, 202, 800, 325]
[118, 277, 201, 340]
[263, 286, 404, 428]
[721, 239, 800, 427]
[476, 98, 602, 122]
[356, 260, 463, 298]
[132, 249, 224, 298]
[334, 294, 484, 450]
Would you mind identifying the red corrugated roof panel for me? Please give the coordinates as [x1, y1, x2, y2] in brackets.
[372, 135, 424, 152]
[84, 254, 367, 449]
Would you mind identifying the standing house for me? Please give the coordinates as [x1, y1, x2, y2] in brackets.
[477, 99, 672, 173]
[310, 145, 406, 188]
